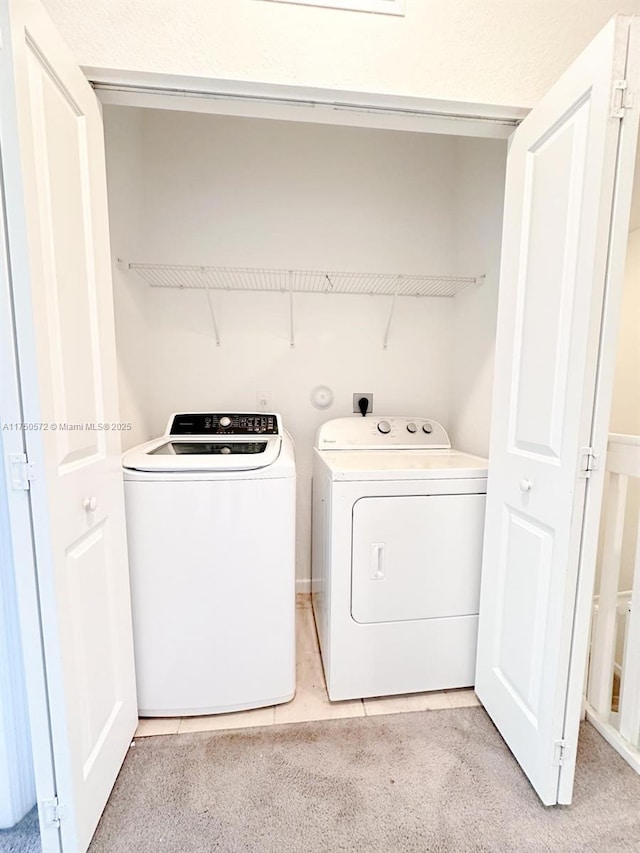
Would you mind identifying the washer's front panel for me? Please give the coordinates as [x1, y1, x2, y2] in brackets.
[351, 494, 486, 624]
[125, 476, 295, 715]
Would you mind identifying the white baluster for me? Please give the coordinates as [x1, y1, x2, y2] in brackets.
[587, 472, 628, 716]
[619, 499, 640, 748]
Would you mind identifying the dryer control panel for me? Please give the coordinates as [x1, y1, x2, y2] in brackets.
[168, 412, 280, 436]
[315, 416, 450, 451]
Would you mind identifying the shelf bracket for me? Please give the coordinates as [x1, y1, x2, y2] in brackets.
[202, 269, 221, 346]
[383, 275, 402, 350]
[288, 270, 295, 348]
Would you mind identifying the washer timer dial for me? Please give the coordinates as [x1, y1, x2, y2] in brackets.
[377, 420, 392, 434]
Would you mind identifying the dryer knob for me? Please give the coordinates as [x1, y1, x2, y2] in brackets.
[219, 416, 232, 428]
[377, 420, 392, 434]
[407, 422, 418, 433]
[422, 423, 433, 434]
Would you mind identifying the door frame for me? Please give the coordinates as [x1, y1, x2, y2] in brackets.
[557, 15, 640, 802]
[87, 67, 527, 139]
[0, 153, 60, 852]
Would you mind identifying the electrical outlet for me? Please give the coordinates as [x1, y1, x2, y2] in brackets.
[353, 393, 373, 415]
[257, 391, 272, 413]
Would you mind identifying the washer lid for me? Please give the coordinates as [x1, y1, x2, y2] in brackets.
[123, 434, 282, 472]
[316, 449, 488, 481]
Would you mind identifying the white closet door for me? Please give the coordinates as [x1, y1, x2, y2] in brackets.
[476, 16, 640, 806]
[0, 1, 137, 850]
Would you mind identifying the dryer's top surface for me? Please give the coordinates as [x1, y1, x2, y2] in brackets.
[316, 448, 488, 481]
[314, 417, 487, 481]
[315, 416, 451, 451]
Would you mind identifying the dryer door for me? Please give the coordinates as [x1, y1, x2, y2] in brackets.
[351, 493, 486, 624]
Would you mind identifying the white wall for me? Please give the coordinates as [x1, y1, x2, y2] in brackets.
[629, 138, 640, 233]
[594, 149, 640, 607]
[610, 230, 640, 436]
[608, 139, 640, 593]
[449, 136, 507, 458]
[104, 108, 505, 584]
[44, 0, 640, 109]
[137, 110, 458, 272]
[608, 228, 640, 593]
[104, 107, 152, 449]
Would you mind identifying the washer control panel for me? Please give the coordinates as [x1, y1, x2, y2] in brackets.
[169, 412, 280, 436]
[316, 416, 450, 450]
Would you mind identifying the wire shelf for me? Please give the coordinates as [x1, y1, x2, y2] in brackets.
[128, 263, 477, 298]
[125, 262, 483, 349]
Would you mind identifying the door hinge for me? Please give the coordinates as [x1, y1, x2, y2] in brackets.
[9, 453, 36, 490]
[41, 797, 66, 827]
[612, 79, 632, 118]
[579, 447, 598, 478]
[553, 739, 569, 766]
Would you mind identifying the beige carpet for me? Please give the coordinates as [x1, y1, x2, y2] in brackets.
[0, 807, 40, 853]
[89, 708, 640, 852]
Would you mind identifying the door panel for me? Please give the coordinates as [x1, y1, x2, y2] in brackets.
[1, 2, 138, 850]
[494, 510, 553, 720]
[66, 523, 120, 773]
[25, 41, 104, 469]
[511, 102, 590, 457]
[351, 494, 485, 624]
[476, 16, 639, 806]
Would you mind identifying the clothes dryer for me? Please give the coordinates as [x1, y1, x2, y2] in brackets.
[312, 416, 487, 701]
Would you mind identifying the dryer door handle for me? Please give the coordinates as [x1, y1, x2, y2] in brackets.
[371, 543, 386, 581]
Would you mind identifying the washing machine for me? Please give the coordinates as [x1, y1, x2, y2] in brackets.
[312, 416, 487, 701]
[123, 412, 296, 716]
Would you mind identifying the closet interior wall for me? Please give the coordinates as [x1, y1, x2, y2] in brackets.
[450, 136, 506, 458]
[107, 108, 150, 450]
[103, 105, 507, 586]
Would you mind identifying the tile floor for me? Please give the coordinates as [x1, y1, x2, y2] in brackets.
[134, 593, 480, 738]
